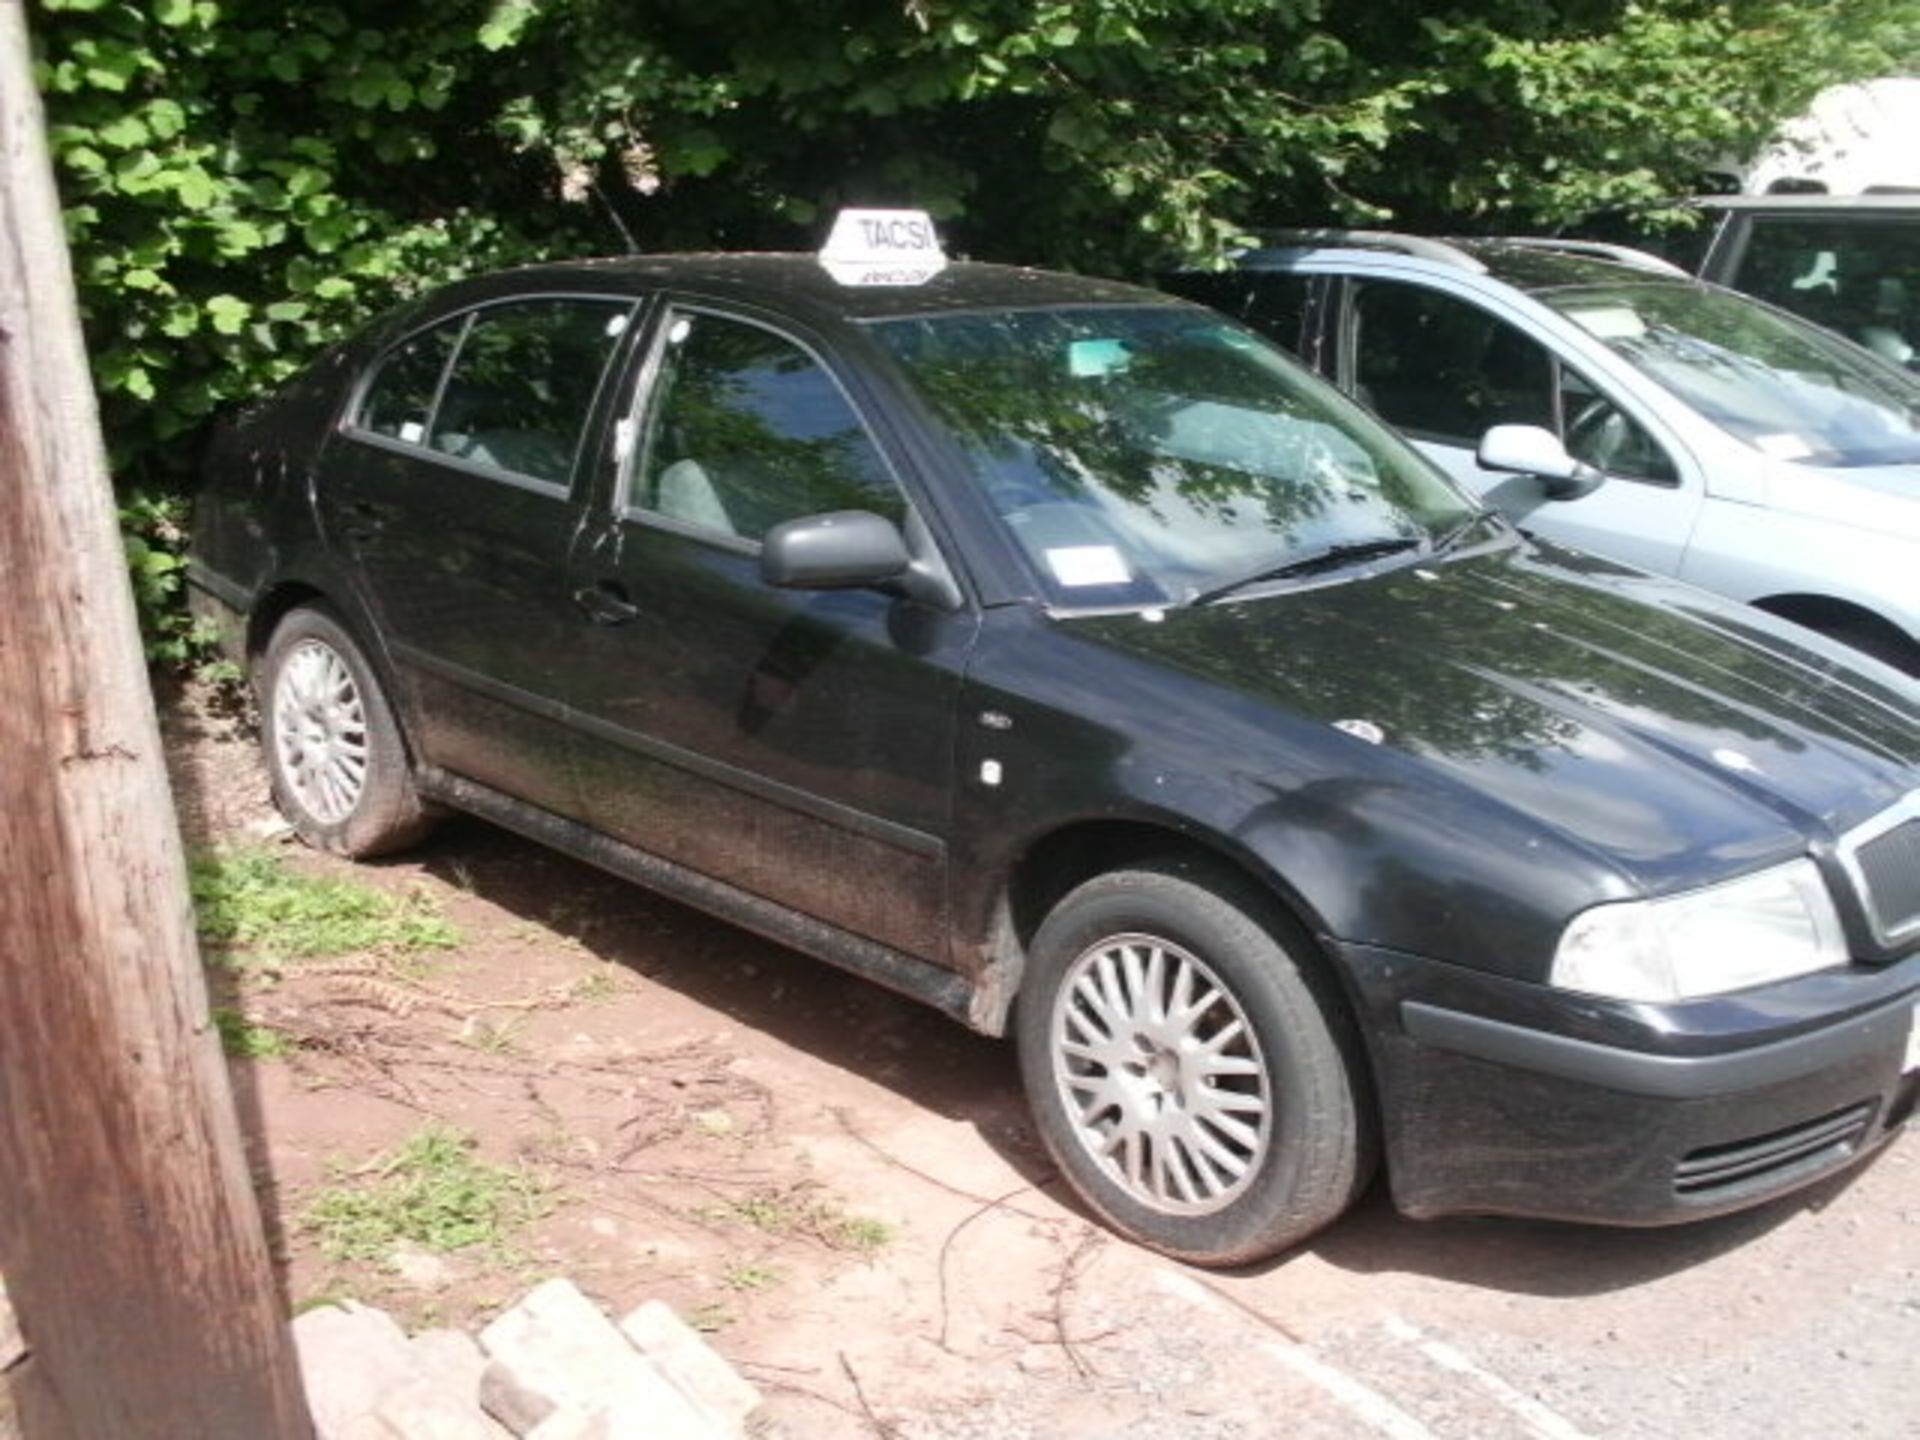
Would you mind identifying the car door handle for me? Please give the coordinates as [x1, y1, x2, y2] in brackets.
[573, 581, 640, 625]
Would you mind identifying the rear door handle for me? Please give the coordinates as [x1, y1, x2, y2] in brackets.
[573, 581, 639, 625]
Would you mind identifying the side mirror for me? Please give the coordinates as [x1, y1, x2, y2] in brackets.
[761, 509, 911, 591]
[1476, 424, 1605, 501]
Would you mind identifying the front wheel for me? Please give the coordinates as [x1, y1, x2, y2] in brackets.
[1015, 861, 1372, 1266]
[258, 605, 437, 858]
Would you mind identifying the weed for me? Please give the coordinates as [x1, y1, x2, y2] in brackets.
[304, 1125, 550, 1263]
[459, 1015, 526, 1055]
[721, 1263, 782, 1293]
[566, 967, 624, 1003]
[213, 1008, 289, 1060]
[192, 849, 458, 965]
[711, 1186, 893, 1253]
[686, 1301, 735, 1333]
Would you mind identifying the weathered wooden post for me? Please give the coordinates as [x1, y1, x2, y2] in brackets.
[0, 2, 316, 1433]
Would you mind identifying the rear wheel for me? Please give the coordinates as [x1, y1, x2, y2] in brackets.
[1015, 860, 1372, 1266]
[258, 605, 436, 857]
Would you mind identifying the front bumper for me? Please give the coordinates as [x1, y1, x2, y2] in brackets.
[1339, 942, 1919, 1224]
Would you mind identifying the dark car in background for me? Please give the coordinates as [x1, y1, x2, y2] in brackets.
[191, 233, 1920, 1266]
[1572, 193, 1920, 369]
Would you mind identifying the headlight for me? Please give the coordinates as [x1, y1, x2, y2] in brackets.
[1551, 859, 1847, 1003]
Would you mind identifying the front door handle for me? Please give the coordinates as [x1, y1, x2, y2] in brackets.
[573, 580, 640, 626]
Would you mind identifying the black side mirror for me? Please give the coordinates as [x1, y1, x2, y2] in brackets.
[761, 510, 911, 591]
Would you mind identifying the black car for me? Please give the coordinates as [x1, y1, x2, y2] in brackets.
[189, 238, 1920, 1266]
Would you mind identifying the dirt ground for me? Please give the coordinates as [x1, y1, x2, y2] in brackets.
[152, 680, 1920, 1440]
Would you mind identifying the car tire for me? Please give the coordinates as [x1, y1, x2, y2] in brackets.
[1016, 860, 1372, 1267]
[258, 605, 437, 858]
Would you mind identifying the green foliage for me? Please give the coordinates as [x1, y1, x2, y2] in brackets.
[304, 1126, 551, 1261]
[212, 1006, 290, 1059]
[34, 2, 1919, 653]
[190, 848, 459, 965]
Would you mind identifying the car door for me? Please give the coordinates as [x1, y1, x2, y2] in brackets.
[1332, 275, 1705, 576]
[559, 302, 979, 961]
[314, 293, 640, 815]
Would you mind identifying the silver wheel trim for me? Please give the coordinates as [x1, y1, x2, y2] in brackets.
[271, 638, 370, 825]
[1050, 932, 1272, 1217]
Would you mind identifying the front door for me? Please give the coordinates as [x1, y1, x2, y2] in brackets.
[1338, 277, 1705, 577]
[561, 305, 977, 960]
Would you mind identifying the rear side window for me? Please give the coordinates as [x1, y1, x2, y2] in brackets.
[428, 300, 634, 484]
[360, 321, 459, 443]
[356, 298, 633, 486]
[629, 311, 904, 542]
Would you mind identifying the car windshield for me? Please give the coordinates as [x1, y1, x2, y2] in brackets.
[1541, 280, 1920, 467]
[870, 305, 1478, 607]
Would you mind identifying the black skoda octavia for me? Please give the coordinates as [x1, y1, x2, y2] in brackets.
[190, 236, 1920, 1266]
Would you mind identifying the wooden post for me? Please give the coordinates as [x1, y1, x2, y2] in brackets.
[0, 4, 316, 1435]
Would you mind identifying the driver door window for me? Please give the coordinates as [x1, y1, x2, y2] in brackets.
[1349, 280, 1676, 483]
[631, 312, 906, 540]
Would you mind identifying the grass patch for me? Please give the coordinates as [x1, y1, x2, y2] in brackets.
[213, 1007, 289, 1060]
[720, 1263, 782, 1293]
[304, 1126, 550, 1263]
[191, 849, 458, 966]
[710, 1186, 893, 1254]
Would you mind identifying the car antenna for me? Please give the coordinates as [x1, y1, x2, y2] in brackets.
[591, 182, 641, 255]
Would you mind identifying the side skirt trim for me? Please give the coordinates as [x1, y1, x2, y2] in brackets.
[417, 767, 978, 1028]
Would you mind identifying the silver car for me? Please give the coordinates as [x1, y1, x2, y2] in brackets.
[1172, 233, 1920, 675]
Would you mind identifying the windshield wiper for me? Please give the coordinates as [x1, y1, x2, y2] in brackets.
[1188, 536, 1423, 607]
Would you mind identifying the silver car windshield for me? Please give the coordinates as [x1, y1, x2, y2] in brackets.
[1542, 281, 1920, 468]
[871, 306, 1479, 607]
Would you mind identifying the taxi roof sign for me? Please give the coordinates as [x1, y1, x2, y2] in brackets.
[819, 208, 947, 287]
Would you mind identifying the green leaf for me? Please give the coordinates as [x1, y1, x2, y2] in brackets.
[97, 115, 150, 149]
[145, 99, 187, 139]
[205, 294, 250, 334]
[173, 167, 218, 210]
[154, 0, 195, 25]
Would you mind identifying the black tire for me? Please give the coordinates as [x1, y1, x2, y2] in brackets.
[1015, 860, 1373, 1267]
[257, 605, 437, 858]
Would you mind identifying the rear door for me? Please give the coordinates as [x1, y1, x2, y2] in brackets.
[1330, 275, 1706, 576]
[315, 293, 640, 814]
[558, 302, 978, 960]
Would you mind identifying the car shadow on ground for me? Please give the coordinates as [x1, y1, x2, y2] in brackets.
[387, 813, 1876, 1302]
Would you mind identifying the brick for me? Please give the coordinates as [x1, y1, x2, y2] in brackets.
[374, 1376, 515, 1440]
[411, 1328, 489, 1395]
[293, 1302, 419, 1440]
[618, 1301, 761, 1436]
[478, 1280, 720, 1440]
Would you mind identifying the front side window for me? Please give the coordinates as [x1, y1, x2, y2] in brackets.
[1351, 280, 1677, 483]
[1731, 217, 1919, 369]
[1545, 279, 1920, 468]
[631, 312, 904, 541]
[874, 304, 1478, 607]
[425, 298, 632, 485]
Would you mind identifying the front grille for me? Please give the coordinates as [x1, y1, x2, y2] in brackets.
[1855, 818, 1920, 943]
[1675, 1102, 1874, 1197]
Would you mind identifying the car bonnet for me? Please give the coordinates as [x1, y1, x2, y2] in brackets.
[1064, 540, 1920, 896]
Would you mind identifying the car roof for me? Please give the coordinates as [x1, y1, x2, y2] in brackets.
[1237, 235, 1688, 294]
[437, 253, 1177, 326]
[1685, 192, 1920, 213]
